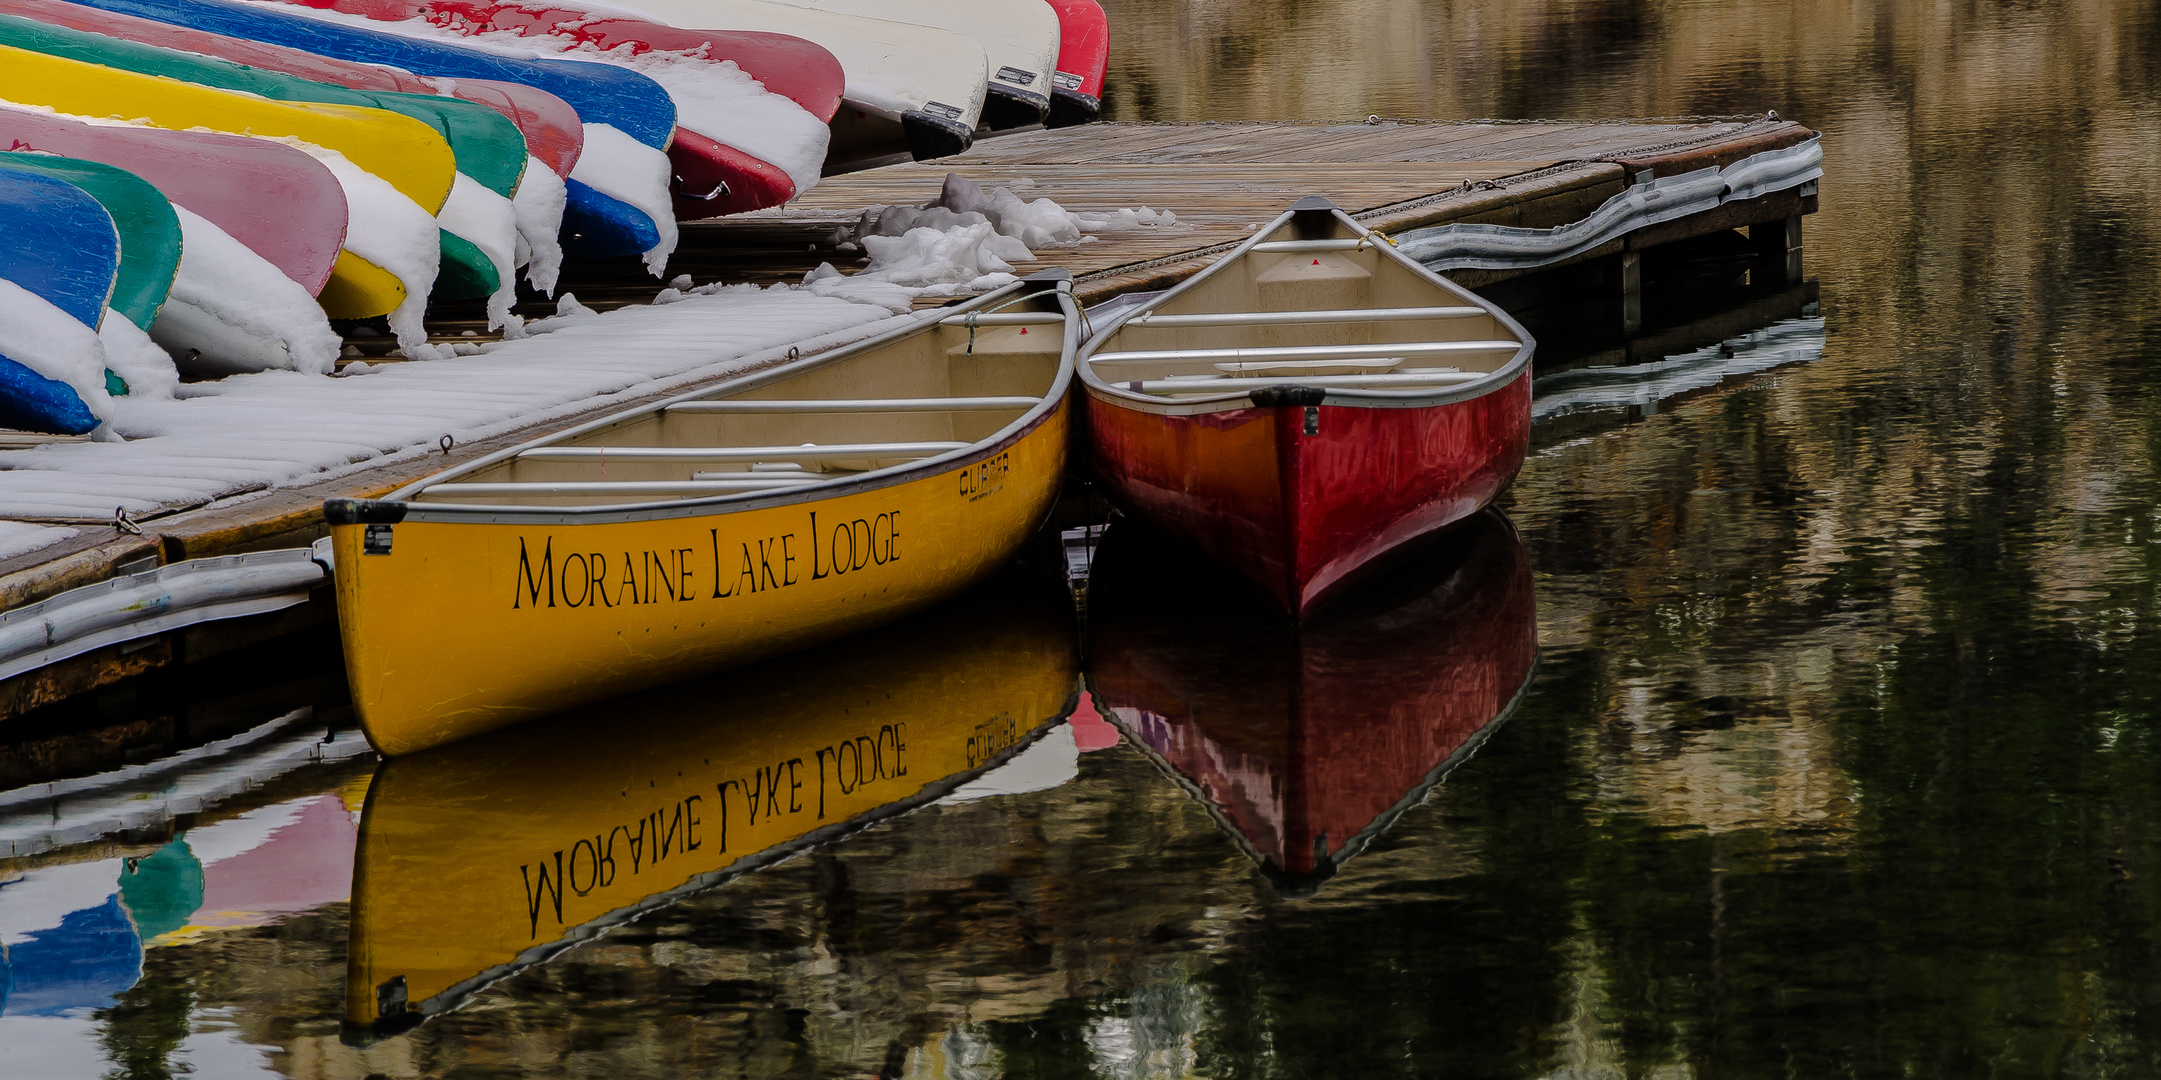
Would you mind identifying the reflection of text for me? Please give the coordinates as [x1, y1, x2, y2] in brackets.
[517, 723, 910, 938]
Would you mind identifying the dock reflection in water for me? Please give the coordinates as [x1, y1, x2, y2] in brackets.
[1087, 508, 1538, 891]
[345, 572, 1082, 1037]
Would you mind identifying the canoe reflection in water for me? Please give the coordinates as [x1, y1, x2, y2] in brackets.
[1087, 508, 1537, 892]
[343, 573, 1079, 1039]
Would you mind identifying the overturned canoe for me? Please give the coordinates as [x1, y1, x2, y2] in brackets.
[3, 0, 583, 178]
[0, 108, 348, 296]
[1043, 0, 1107, 128]
[343, 573, 1077, 1034]
[72, 0, 676, 259]
[326, 271, 1079, 756]
[775, 0, 1059, 131]
[1078, 195, 1535, 618]
[615, 0, 989, 165]
[1088, 507, 1537, 892]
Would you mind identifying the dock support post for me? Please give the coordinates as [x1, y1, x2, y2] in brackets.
[1619, 250, 1642, 336]
[1752, 215, 1803, 286]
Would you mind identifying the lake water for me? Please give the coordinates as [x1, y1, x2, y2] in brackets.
[7, 1, 2161, 1076]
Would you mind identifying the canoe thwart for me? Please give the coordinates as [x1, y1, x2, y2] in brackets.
[1249, 239, 1371, 253]
[936, 312, 1067, 326]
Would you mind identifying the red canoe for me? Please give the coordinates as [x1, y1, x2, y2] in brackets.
[0, 0, 585, 179]
[1088, 508, 1538, 890]
[1078, 195, 1534, 619]
[1041, 0, 1106, 127]
[0, 107, 346, 294]
[273, 0, 845, 217]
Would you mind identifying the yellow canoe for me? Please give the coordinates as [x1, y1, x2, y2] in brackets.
[326, 271, 1080, 756]
[344, 574, 1079, 1034]
[0, 42, 456, 318]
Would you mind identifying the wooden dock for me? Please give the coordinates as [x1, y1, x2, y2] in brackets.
[0, 115, 1818, 725]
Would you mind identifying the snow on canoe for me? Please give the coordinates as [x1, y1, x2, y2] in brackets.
[1077, 196, 1535, 619]
[72, 0, 677, 262]
[323, 272, 1078, 756]
[255, 0, 830, 219]
[343, 579, 1076, 1032]
[1087, 507, 1537, 891]
[758, 0, 1058, 131]
[0, 11, 517, 300]
[0, 109, 348, 296]
[1043, 0, 1106, 128]
[0, 0, 584, 179]
[0, 163, 115, 434]
[609, 0, 989, 166]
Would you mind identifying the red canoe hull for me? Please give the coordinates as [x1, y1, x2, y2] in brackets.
[0, 109, 347, 294]
[2, 0, 585, 177]
[1086, 368, 1531, 618]
[281, 0, 845, 213]
[1088, 508, 1538, 887]
[1041, 0, 1106, 127]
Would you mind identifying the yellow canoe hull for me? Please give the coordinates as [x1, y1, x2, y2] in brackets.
[343, 581, 1078, 1031]
[0, 43, 456, 216]
[330, 398, 1069, 757]
[318, 249, 406, 320]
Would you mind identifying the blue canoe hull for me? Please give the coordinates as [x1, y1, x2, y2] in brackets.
[0, 166, 114, 434]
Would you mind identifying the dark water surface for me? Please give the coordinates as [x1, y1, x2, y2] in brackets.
[7, 1, 2161, 1076]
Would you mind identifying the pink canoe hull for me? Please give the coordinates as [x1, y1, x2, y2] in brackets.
[1, 0, 585, 178]
[0, 107, 347, 294]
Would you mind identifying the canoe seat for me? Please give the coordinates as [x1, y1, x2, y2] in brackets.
[665, 396, 1038, 415]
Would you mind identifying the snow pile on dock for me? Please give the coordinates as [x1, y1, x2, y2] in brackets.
[819, 173, 1181, 292]
[850, 174, 1178, 249]
[822, 174, 1181, 291]
[0, 285, 908, 520]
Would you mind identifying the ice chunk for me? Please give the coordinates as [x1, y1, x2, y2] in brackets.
[851, 223, 1032, 292]
[152, 206, 344, 377]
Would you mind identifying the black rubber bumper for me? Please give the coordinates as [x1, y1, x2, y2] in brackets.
[902, 109, 976, 160]
[1048, 87, 1101, 128]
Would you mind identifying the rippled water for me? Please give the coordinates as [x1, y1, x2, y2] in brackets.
[7, 2, 2161, 1076]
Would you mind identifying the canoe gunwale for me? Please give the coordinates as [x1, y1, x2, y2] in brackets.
[1076, 199, 1535, 416]
[335, 272, 1078, 527]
